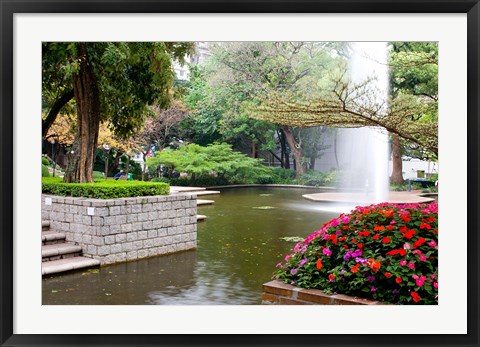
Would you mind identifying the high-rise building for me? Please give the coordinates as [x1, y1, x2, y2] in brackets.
[173, 41, 211, 80]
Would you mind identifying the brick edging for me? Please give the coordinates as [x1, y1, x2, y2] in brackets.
[262, 280, 381, 305]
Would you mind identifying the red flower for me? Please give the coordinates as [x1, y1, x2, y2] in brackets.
[351, 264, 360, 273]
[411, 291, 421, 302]
[382, 237, 391, 244]
[351, 238, 357, 243]
[395, 277, 402, 284]
[419, 223, 431, 230]
[357, 243, 363, 250]
[384, 272, 392, 278]
[387, 225, 394, 231]
[404, 229, 416, 239]
[401, 215, 411, 223]
[399, 226, 407, 233]
[398, 248, 406, 256]
[386, 250, 398, 256]
[316, 259, 323, 270]
[358, 231, 370, 237]
[372, 234, 380, 240]
[330, 234, 337, 245]
[413, 238, 426, 249]
[328, 273, 335, 281]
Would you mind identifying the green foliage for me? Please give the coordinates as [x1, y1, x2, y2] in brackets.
[92, 171, 104, 179]
[42, 157, 50, 166]
[42, 177, 169, 199]
[300, 170, 340, 187]
[42, 165, 50, 177]
[147, 143, 270, 179]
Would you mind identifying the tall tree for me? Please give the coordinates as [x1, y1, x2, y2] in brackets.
[195, 42, 344, 177]
[42, 42, 193, 182]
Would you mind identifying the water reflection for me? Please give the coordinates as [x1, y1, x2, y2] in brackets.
[43, 187, 338, 305]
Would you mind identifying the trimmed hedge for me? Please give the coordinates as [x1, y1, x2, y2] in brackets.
[42, 177, 170, 199]
[42, 165, 50, 177]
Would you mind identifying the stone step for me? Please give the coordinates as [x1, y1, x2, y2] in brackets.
[197, 215, 207, 222]
[42, 220, 50, 231]
[197, 199, 215, 206]
[42, 231, 66, 245]
[42, 243, 83, 260]
[189, 190, 221, 196]
[170, 186, 206, 193]
[42, 256, 100, 276]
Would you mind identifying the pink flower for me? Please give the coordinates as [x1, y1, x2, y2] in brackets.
[276, 262, 282, 267]
[403, 242, 411, 250]
[416, 275, 427, 287]
[412, 250, 422, 255]
[399, 260, 407, 266]
[322, 248, 332, 256]
[341, 216, 351, 224]
[434, 282, 438, 289]
[412, 274, 419, 280]
[408, 262, 415, 269]
[419, 255, 427, 262]
[428, 240, 437, 247]
[285, 254, 292, 261]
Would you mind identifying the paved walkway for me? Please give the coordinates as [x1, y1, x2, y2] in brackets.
[303, 191, 435, 204]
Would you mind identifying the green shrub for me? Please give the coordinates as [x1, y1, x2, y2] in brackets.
[300, 170, 340, 187]
[92, 171, 104, 179]
[42, 165, 50, 177]
[42, 177, 169, 199]
[390, 183, 423, 191]
[151, 177, 171, 184]
[42, 157, 50, 166]
[274, 202, 438, 304]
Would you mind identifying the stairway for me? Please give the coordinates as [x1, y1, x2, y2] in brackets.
[42, 221, 100, 276]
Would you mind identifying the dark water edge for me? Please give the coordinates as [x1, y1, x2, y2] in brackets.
[42, 187, 339, 305]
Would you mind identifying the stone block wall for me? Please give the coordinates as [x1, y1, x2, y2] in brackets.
[41, 194, 197, 265]
[262, 280, 382, 305]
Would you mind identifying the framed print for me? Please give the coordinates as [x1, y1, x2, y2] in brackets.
[1, 0, 479, 346]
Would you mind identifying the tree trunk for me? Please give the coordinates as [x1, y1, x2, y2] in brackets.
[279, 129, 290, 169]
[310, 157, 316, 171]
[390, 133, 404, 184]
[64, 43, 100, 183]
[282, 126, 304, 177]
[42, 89, 74, 138]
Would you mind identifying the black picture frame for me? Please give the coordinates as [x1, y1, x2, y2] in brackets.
[1, 1, 478, 346]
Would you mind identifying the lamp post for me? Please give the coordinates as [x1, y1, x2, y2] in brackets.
[50, 139, 56, 177]
[103, 144, 111, 179]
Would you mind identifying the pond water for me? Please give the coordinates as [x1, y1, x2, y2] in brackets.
[42, 187, 340, 305]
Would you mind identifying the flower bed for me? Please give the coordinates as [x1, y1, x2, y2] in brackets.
[274, 202, 438, 304]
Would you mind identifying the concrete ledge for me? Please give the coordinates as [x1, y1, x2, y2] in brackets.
[262, 280, 380, 305]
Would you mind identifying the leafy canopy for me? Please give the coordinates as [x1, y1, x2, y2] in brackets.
[146, 143, 270, 177]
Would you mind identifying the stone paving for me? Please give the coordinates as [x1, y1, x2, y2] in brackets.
[303, 190, 435, 204]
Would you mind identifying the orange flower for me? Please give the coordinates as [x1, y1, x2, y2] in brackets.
[351, 264, 360, 273]
[316, 259, 323, 270]
[367, 258, 381, 273]
[374, 225, 385, 232]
